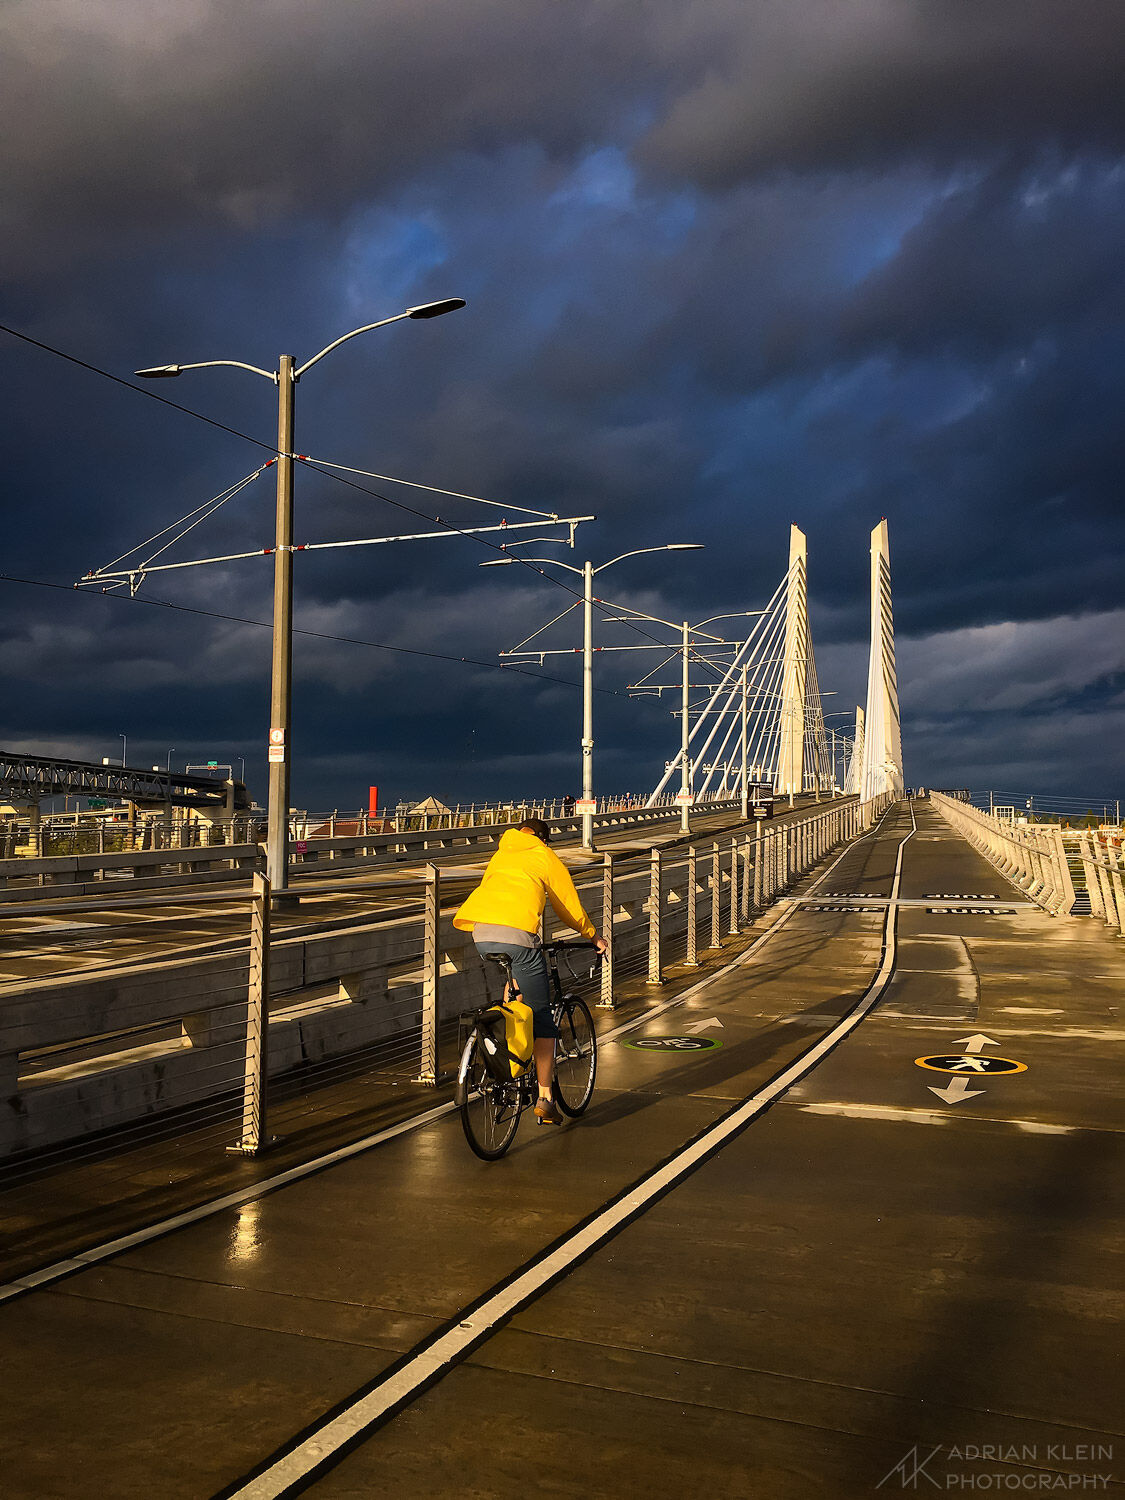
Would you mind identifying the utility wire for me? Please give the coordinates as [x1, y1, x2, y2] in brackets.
[0, 320, 277, 452]
[3, 319, 712, 664]
[0, 573, 621, 696]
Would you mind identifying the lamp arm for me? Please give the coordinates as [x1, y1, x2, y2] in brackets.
[594, 546, 677, 573]
[177, 359, 277, 381]
[295, 312, 411, 379]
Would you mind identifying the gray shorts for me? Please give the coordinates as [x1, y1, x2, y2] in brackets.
[474, 939, 558, 1040]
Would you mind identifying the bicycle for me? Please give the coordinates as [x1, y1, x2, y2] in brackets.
[456, 940, 600, 1160]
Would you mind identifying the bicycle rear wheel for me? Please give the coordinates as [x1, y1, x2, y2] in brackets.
[553, 997, 597, 1116]
[459, 1038, 522, 1160]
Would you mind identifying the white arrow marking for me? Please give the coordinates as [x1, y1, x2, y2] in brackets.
[953, 1033, 999, 1053]
[928, 1076, 986, 1106]
[684, 1017, 724, 1034]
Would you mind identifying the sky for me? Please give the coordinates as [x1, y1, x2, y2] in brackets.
[1, 0, 1122, 813]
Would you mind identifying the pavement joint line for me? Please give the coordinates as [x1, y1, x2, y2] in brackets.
[0, 808, 891, 1308]
[217, 807, 914, 1500]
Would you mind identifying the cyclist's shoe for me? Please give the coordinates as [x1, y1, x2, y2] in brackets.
[534, 1096, 564, 1126]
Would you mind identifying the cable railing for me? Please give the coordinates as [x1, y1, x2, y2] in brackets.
[2, 790, 712, 859]
[930, 793, 1079, 917]
[0, 792, 890, 1172]
[0, 797, 749, 903]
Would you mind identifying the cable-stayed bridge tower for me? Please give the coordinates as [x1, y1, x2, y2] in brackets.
[776, 525, 808, 800]
[645, 524, 831, 806]
[860, 519, 904, 799]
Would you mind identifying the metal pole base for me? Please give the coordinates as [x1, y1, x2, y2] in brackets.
[226, 1135, 282, 1157]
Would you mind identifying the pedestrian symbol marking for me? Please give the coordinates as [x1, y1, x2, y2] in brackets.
[623, 1035, 724, 1052]
[915, 1054, 1027, 1076]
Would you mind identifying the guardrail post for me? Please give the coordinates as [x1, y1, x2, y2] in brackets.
[599, 853, 617, 1008]
[416, 863, 440, 1084]
[728, 834, 739, 935]
[1088, 834, 1107, 920]
[231, 871, 271, 1155]
[1109, 844, 1125, 937]
[754, 820, 764, 910]
[647, 847, 664, 984]
[710, 840, 722, 948]
[1097, 841, 1119, 930]
[740, 835, 752, 924]
[1048, 826, 1077, 916]
[685, 842, 699, 966]
[1099, 839, 1122, 930]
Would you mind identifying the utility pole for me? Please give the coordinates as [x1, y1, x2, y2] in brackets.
[582, 558, 595, 850]
[740, 664, 749, 819]
[680, 620, 691, 834]
[266, 354, 295, 896]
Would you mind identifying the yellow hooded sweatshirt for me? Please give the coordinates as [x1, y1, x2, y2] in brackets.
[453, 828, 596, 939]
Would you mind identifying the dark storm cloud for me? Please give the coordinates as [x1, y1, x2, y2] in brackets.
[839, 161, 1125, 361]
[641, 0, 1125, 184]
[0, 0, 662, 276]
[2, 0, 1122, 806]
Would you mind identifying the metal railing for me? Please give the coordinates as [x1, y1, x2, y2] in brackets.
[0, 793, 891, 1175]
[930, 793, 1078, 916]
[1066, 827, 1125, 936]
[0, 800, 748, 902]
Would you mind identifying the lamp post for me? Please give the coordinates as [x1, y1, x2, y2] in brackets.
[137, 297, 465, 898]
[481, 543, 703, 850]
[821, 712, 851, 796]
[166, 747, 175, 772]
[119, 733, 127, 768]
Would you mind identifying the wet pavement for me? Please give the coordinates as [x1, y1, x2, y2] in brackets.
[1, 801, 1121, 1498]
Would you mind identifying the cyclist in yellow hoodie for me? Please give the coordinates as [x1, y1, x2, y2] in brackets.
[454, 818, 607, 1125]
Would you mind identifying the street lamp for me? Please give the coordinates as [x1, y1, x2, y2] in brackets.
[136, 297, 465, 898]
[119, 733, 127, 768]
[481, 543, 703, 849]
[166, 747, 175, 772]
[820, 713, 851, 796]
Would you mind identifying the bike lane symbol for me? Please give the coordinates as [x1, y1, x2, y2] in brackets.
[623, 1036, 723, 1052]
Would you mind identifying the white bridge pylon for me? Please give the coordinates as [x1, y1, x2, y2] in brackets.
[860, 519, 904, 799]
[646, 524, 833, 806]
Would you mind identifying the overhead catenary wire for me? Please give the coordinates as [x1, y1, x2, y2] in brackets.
[2, 320, 720, 683]
[301, 456, 563, 521]
[94, 464, 273, 575]
[0, 573, 620, 697]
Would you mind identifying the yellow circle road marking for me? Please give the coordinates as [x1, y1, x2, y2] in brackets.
[914, 1054, 1028, 1076]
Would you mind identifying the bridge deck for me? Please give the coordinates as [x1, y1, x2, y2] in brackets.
[1, 802, 1121, 1497]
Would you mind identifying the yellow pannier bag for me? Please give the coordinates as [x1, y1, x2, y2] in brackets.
[479, 998, 535, 1080]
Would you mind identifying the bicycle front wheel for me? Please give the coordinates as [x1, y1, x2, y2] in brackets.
[553, 997, 597, 1116]
[459, 1038, 523, 1160]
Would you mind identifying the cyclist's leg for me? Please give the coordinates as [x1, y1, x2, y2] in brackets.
[497, 944, 557, 1098]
